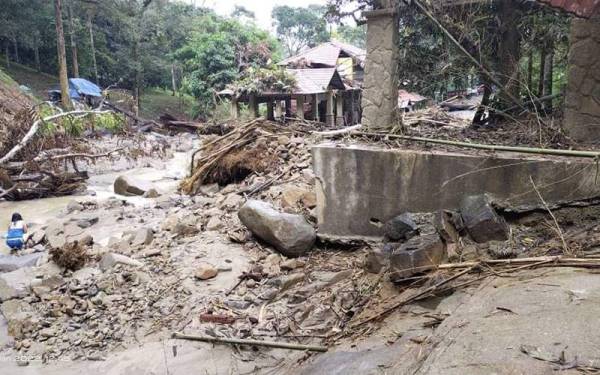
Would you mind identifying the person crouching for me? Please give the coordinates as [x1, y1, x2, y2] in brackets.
[6, 212, 28, 252]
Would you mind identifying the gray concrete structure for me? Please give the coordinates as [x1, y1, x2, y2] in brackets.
[564, 14, 600, 141]
[361, 8, 399, 130]
[313, 144, 600, 239]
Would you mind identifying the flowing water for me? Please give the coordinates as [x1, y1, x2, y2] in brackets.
[0, 146, 194, 251]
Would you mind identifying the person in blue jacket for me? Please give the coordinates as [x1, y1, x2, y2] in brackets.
[6, 213, 27, 251]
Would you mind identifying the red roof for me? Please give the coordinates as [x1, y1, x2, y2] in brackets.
[537, 0, 600, 17]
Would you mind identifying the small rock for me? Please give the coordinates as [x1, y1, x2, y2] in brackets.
[66, 200, 84, 213]
[460, 194, 509, 243]
[222, 193, 243, 209]
[72, 215, 99, 229]
[238, 200, 316, 257]
[113, 176, 146, 196]
[132, 228, 153, 246]
[280, 259, 304, 271]
[194, 264, 218, 280]
[280, 273, 305, 291]
[205, 216, 223, 231]
[199, 183, 220, 195]
[143, 188, 160, 198]
[100, 253, 143, 271]
[383, 213, 419, 241]
[246, 279, 256, 288]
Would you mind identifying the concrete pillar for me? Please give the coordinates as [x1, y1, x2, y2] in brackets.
[285, 98, 292, 119]
[248, 94, 259, 118]
[230, 98, 239, 119]
[325, 92, 335, 126]
[361, 8, 399, 130]
[312, 94, 319, 121]
[296, 95, 305, 120]
[267, 99, 274, 120]
[336, 94, 344, 126]
[564, 14, 600, 142]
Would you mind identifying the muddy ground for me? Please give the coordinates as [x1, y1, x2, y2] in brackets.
[1, 128, 600, 375]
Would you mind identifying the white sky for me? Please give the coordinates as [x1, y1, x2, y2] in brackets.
[181, 0, 329, 31]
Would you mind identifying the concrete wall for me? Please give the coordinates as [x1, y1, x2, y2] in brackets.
[564, 15, 600, 141]
[360, 9, 399, 131]
[313, 144, 600, 239]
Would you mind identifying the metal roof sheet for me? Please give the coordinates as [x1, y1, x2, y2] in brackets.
[287, 68, 343, 94]
[537, 0, 600, 17]
[279, 41, 366, 68]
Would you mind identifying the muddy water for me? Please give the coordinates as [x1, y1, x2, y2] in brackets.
[0, 146, 194, 251]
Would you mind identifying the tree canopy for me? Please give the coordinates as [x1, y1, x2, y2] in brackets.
[272, 5, 330, 57]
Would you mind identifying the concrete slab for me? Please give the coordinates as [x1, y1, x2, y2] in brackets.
[313, 143, 600, 238]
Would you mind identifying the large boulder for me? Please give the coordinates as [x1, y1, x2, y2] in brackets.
[460, 195, 509, 243]
[114, 176, 146, 196]
[238, 200, 316, 257]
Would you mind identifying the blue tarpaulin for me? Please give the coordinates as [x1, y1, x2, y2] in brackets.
[49, 78, 102, 100]
[69, 78, 102, 97]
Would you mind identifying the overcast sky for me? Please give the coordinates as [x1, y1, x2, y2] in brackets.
[181, 0, 329, 31]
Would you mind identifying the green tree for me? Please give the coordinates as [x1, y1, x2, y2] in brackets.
[176, 13, 281, 116]
[335, 24, 366, 48]
[272, 5, 330, 57]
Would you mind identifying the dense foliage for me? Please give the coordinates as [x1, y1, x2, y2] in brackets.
[0, 0, 282, 117]
[175, 12, 281, 115]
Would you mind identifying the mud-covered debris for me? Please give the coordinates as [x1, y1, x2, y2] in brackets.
[49, 242, 89, 271]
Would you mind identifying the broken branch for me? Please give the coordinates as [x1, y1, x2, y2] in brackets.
[171, 332, 328, 352]
[0, 110, 112, 165]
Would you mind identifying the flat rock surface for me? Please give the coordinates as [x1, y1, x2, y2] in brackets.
[294, 268, 600, 375]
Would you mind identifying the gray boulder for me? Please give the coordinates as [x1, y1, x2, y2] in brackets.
[238, 200, 316, 257]
[383, 213, 419, 241]
[114, 176, 146, 196]
[460, 195, 509, 243]
[389, 234, 447, 280]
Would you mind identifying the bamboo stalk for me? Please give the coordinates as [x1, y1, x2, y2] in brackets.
[171, 332, 328, 352]
[352, 132, 600, 159]
[437, 256, 600, 270]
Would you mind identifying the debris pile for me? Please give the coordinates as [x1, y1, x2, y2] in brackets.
[181, 118, 314, 195]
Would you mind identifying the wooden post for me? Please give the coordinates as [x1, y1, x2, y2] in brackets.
[312, 94, 319, 121]
[275, 100, 283, 120]
[249, 94, 259, 118]
[336, 93, 344, 126]
[296, 95, 305, 120]
[325, 92, 334, 126]
[349, 91, 356, 125]
[285, 97, 292, 119]
[230, 98, 239, 119]
[267, 99, 274, 120]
